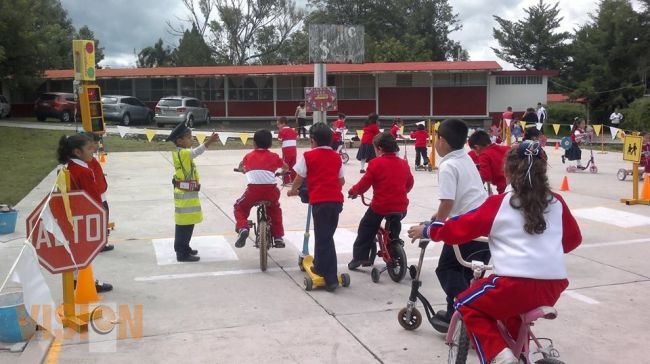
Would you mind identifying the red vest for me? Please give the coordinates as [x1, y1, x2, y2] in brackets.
[304, 148, 344, 204]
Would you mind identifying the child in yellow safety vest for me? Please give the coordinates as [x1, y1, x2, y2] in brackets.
[167, 123, 219, 262]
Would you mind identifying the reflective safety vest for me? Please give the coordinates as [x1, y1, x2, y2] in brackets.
[172, 148, 203, 225]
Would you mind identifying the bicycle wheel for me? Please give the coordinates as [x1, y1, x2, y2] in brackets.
[387, 243, 407, 282]
[448, 319, 470, 364]
[535, 359, 565, 364]
[258, 220, 269, 272]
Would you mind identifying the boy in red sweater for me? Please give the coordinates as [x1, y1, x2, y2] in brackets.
[389, 118, 403, 138]
[276, 116, 297, 185]
[234, 129, 289, 248]
[410, 124, 429, 168]
[331, 113, 346, 152]
[348, 132, 413, 269]
[468, 130, 510, 194]
[288, 123, 345, 292]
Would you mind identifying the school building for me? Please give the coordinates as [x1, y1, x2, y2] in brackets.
[5, 61, 557, 123]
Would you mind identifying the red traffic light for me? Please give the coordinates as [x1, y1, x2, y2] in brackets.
[87, 87, 99, 101]
[85, 42, 94, 53]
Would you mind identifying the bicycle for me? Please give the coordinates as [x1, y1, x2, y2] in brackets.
[335, 129, 350, 164]
[351, 194, 408, 283]
[443, 243, 564, 364]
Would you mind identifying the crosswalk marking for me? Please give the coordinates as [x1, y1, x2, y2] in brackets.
[152, 235, 239, 265]
[573, 207, 650, 228]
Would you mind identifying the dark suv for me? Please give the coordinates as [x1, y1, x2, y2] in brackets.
[34, 92, 77, 122]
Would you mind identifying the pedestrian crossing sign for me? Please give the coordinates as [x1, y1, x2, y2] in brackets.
[623, 135, 642, 163]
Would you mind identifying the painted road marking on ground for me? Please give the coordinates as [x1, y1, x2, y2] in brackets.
[152, 235, 238, 265]
[573, 207, 650, 228]
[563, 290, 600, 304]
[578, 238, 650, 249]
[286, 228, 356, 254]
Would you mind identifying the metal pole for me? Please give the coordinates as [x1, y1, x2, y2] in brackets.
[313, 63, 326, 124]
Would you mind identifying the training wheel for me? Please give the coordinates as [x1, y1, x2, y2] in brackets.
[304, 276, 313, 291]
[617, 168, 627, 181]
[371, 267, 380, 283]
[340, 273, 351, 287]
[409, 265, 417, 280]
[397, 307, 422, 330]
[589, 165, 598, 174]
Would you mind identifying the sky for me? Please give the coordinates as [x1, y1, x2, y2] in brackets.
[60, 0, 644, 70]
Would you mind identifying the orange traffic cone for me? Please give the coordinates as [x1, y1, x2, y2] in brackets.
[555, 142, 559, 150]
[560, 176, 570, 191]
[99, 152, 107, 166]
[75, 265, 101, 304]
[641, 175, 650, 200]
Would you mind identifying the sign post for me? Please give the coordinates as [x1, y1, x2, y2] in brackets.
[620, 134, 649, 205]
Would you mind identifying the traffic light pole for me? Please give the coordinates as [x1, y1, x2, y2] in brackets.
[313, 63, 326, 125]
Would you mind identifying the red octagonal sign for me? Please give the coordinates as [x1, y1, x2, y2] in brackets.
[26, 192, 107, 274]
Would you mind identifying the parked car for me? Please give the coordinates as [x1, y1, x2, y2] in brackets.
[0, 95, 10, 118]
[102, 95, 153, 126]
[154, 96, 209, 128]
[34, 92, 76, 123]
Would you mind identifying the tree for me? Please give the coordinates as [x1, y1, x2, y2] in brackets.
[173, 25, 215, 66]
[492, 0, 570, 70]
[74, 25, 105, 68]
[137, 39, 175, 67]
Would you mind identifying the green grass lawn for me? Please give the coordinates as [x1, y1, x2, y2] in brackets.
[0, 126, 308, 206]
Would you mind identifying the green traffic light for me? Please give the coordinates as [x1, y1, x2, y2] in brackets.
[87, 67, 95, 77]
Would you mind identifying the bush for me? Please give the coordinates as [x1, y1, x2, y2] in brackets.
[621, 97, 650, 132]
[547, 103, 587, 125]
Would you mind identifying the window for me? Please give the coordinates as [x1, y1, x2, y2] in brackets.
[276, 75, 314, 101]
[158, 99, 182, 107]
[228, 76, 273, 101]
[334, 74, 375, 99]
[527, 75, 542, 84]
[151, 78, 178, 101]
[511, 76, 527, 85]
[495, 76, 510, 85]
[396, 74, 413, 87]
[134, 79, 152, 101]
[185, 99, 199, 107]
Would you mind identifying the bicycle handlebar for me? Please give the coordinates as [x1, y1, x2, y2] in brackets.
[411, 235, 493, 271]
[233, 167, 288, 178]
[348, 193, 371, 207]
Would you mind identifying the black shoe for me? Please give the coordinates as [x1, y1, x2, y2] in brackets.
[360, 169, 365, 173]
[235, 229, 249, 248]
[431, 315, 450, 333]
[274, 238, 285, 248]
[310, 265, 323, 277]
[189, 249, 198, 256]
[561, 155, 566, 164]
[101, 244, 114, 252]
[95, 280, 113, 293]
[177, 255, 200, 262]
[348, 259, 371, 270]
[435, 310, 451, 323]
[325, 282, 339, 292]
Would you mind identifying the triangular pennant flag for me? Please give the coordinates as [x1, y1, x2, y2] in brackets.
[593, 124, 602, 136]
[305, 124, 313, 132]
[399, 126, 404, 135]
[144, 129, 156, 142]
[195, 132, 207, 145]
[504, 119, 512, 127]
[415, 120, 426, 126]
[552, 124, 560, 135]
[609, 126, 619, 140]
[55, 170, 72, 225]
[535, 123, 543, 131]
[357, 130, 364, 139]
[218, 133, 229, 146]
[240, 133, 249, 145]
[434, 122, 440, 131]
[618, 130, 626, 140]
[379, 128, 385, 133]
[117, 125, 129, 138]
[519, 121, 526, 130]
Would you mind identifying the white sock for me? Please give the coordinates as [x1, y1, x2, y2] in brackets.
[491, 347, 518, 364]
[360, 160, 366, 170]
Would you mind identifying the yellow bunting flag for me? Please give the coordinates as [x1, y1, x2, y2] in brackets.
[144, 129, 156, 142]
[552, 124, 560, 135]
[399, 126, 404, 136]
[195, 132, 207, 144]
[240, 133, 249, 145]
[434, 122, 441, 131]
[593, 124, 602, 136]
[519, 121, 526, 130]
[357, 129, 364, 139]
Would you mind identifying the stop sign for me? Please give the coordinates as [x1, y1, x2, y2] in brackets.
[26, 191, 107, 274]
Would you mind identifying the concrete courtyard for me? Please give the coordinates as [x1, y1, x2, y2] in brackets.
[1, 142, 649, 363]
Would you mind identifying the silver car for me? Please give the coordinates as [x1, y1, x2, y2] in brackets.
[154, 96, 209, 128]
[102, 95, 153, 126]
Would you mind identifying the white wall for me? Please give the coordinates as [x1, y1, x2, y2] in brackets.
[487, 76, 548, 113]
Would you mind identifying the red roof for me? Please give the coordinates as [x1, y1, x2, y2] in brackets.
[493, 70, 559, 76]
[547, 93, 569, 102]
[44, 61, 502, 79]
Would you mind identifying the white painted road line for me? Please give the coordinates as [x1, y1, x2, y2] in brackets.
[563, 290, 600, 304]
[578, 238, 650, 249]
[152, 235, 239, 265]
[573, 207, 650, 228]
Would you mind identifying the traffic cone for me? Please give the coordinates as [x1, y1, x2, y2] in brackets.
[555, 142, 559, 150]
[75, 265, 101, 304]
[99, 152, 107, 167]
[560, 176, 570, 191]
[641, 175, 650, 200]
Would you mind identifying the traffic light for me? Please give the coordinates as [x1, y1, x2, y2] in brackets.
[73, 40, 96, 81]
[79, 85, 105, 134]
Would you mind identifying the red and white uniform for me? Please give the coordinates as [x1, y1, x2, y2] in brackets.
[332, 118, 346, 142]
[409, 130, 429, 147]
[348, 153, 413, 214]
[477, 144, 510, 194]
[389, 124, 400, 138]
[425, 192, 582, 363]
[234, 149, 285, 237]
[278, 126, 297, 184]
[571, 127, 586, 144]
[67, 159, 103, 205]
[88, 157, 108, 202]
[294, 147, 344, 204]
[361, 123, 380, 145]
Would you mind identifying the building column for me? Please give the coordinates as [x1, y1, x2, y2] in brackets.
[177, 78, 181, 96]
[224, 76, 229, 118]
[273, 75, 277, 117]
[429, 72, 433, 117]
[374, 73, 379, 114]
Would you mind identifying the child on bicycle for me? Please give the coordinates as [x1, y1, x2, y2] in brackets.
[234, 129, 289, 248]
[562, 117, 587, 168]
[468, 130, 510, 194]
[410, 140, 582, 364]
[276, 116, 297, 185]
[332, 113, 346, 152]
[410, 124, 429, 169]
[408, 119, 490, 331]
[167, 123, 219, 262]
[347, 132, 413, 269]
[287, 123, 345, 292]
[389, 118, 404, 139]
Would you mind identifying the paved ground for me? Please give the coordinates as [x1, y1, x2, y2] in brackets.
[1, 142, 649, 363]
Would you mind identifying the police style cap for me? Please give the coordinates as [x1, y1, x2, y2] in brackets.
[166, 123, 191, 142]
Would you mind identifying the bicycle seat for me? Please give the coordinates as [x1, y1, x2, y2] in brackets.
[254, 201, 272, 207]
[523, 306, 557, 324]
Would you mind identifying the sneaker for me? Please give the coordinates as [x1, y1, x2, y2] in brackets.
[325, 281, 339, 292]
[95, 280, 113, 293]
[435, 310, 450, 323]
[561, 155, 566, 164]
[177, 255, 200, 262]
[101, 244, 114, 252]
[235, 228, 249, 248]
[431, 315, 450, 333]
[189, 249, 198, 256]
[274, 238, 285, 248]
[491, 348, 518, 364]
[360, 169, 365, 173]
